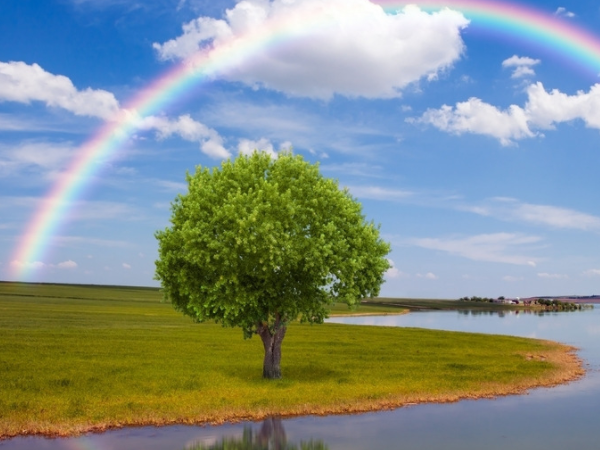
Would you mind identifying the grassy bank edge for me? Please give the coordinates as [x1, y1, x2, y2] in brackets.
[1, 341, 583, 440]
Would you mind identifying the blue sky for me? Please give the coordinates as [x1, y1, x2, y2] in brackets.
[1, 0, 599, 298]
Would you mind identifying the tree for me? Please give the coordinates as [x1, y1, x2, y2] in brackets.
[155, 151, 390, 379]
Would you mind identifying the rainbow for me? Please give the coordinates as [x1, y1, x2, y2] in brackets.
[380, 1, 600, 73]
[10, 0, 600, 279]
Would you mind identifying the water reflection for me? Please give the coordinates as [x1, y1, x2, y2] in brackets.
[455, 309, 588, 317]
[185, 419, 328, 450]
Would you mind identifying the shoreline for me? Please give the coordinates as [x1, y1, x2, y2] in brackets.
[327, 310, 409, 317]
[1, 341, 584, 440]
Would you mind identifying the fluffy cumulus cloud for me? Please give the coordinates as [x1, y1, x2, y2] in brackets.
[237, 137, 291, 158]
[502, 55, 540, 79]
[525, 82, 600, 129]
[154, 0, 469, 99]
[413, 82, 600, 145]
[411, 232, 542, 265]
[0, 61, 120, 119]
[139, 114, 230, 158]
[417, 272, 438, 280]
[57, 260, 78, 269]
[411, 97, 535, 145]
[132, 113, 231, 159]
[0, 61, 232, 159]
[384, 258, 408, 279]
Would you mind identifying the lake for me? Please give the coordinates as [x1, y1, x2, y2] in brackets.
[2, 306, 599, 449]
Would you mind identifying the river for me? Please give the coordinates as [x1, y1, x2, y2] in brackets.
[2, 307, 599, 449]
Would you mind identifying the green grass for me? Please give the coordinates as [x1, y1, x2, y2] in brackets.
[327, 301, 407, 315]
[0, 282, 581, 438]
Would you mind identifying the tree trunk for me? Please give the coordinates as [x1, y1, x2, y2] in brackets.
[257, 418, 287, 449]
[257, 318, 287, 379]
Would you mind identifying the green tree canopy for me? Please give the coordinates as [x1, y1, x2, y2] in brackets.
[155, 152, 390, 378]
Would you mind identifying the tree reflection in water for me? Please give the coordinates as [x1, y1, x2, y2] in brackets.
[456, 309, 586, 317]
[185, 418, 328, 450]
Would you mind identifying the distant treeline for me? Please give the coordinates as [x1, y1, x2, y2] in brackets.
[535, 298, 590, 310]
[458, 296, 592, 310]
[458, 296, 498, 303]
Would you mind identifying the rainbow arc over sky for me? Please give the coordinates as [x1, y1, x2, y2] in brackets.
[10, 0, 600, 279]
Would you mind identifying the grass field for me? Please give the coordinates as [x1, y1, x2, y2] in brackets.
[0, 282, 583, 438]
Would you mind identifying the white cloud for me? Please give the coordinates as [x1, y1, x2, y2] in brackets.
[583, 269, 600, 277]
[0, 62, 232, 159]
[0, 113, 61, 132]
[554, 7, 575, 18]
[57, 260, 78, 269]
[152, 179, 188, 192]
[385, 267, 401, 278]
[385, 259, 409, 279]
[202, 98, 387, 157]
[320, 185, 600, 235]
[347, 185, 413, 201]
[413, 82, 600, 145]
[411, 233, 542, 265]
[10, 260, 45, 270]
[9, 259, 78, 269]
[417, 272, 438, 280]
[237, 137, 280, 158]
[462, 197, 600, 232]
[510, 202, 600, 230]
[0, 141, 74, 179]
[537, 272, 568, 279]
[0, 61, 120, 119]
[502, 55, 540, 79]
[202, 100, 315, 136]
[139, 114, 230, 159]
[410, 97, 535, 145]
[524, 82, 600, 129]
[122, 263, 132, 269]
[154, 1, 469, 99]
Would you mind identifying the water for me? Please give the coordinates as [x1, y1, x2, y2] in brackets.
[3, 307, 599, 449]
